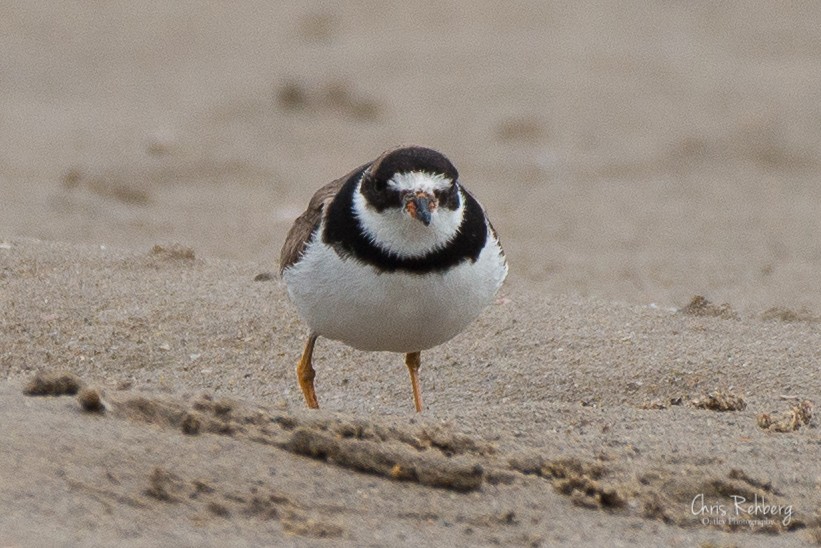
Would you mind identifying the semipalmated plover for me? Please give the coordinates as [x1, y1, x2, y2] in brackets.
[280, 146, 507, 412]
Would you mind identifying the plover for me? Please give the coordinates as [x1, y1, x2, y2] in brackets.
[280, 145, 507, 412]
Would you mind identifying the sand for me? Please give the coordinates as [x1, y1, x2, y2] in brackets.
[1, 2, 820, 546]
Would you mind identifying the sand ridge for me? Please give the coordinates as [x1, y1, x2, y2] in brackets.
[1, 239, 819, 545]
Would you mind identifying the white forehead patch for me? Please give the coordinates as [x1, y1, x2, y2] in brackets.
[388, 171, 453, 193]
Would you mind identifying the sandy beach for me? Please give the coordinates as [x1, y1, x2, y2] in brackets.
[1, 2, 819, 546]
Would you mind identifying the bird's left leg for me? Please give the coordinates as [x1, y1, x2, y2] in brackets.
[404, 351, 424, 413]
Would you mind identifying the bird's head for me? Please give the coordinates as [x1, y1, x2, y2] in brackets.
[356, 146, 464, 257]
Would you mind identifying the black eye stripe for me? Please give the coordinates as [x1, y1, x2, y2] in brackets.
[363, 172, 460, 211]
[360, 167, 402, 211]
[434, 185, 460, 210]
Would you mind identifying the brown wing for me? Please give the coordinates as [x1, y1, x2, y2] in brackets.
[278, 164, 367, 275]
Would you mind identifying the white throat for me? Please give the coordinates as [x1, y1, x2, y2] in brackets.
[352, 174, 464, 259]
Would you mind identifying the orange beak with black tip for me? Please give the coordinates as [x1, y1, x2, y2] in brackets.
[404, 192, 436, 226]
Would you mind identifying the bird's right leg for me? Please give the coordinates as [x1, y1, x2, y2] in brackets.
[296, 333, 319, 409]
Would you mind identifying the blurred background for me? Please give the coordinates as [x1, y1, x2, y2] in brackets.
[2, 1, 820, 313]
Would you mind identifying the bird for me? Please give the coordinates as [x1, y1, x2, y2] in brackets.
[279, 145, 507, 412]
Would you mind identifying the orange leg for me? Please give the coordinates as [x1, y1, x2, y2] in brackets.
[405, 351, 424, 413]
[297, 334, 319, 409]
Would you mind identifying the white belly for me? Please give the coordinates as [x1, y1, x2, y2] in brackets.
[282, 238, 507, 353]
